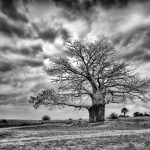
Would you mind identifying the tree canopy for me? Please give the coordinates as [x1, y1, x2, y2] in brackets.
[29, 37, 150, 122]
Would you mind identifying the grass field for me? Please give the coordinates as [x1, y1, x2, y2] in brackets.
[0, 119, 42, 128]
[0, 117, 150, 150]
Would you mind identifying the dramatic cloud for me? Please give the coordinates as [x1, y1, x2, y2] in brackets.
[0, 0, 28, 22]
[0, 15, 27, 38]
[0, 61, 14, 72]
[1, 0, 150, 119]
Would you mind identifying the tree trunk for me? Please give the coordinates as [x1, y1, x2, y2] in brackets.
[88, 107, 95, 123]
[88, 104, 105, 122]
[124, 112, 125, 117]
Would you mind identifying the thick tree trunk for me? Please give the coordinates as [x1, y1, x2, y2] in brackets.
[88, 104, 105, 122]
[88, 107, 95, 123]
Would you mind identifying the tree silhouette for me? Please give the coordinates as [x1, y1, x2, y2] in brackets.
[29, 37, 150, 122]
[121, 108, 129, 117]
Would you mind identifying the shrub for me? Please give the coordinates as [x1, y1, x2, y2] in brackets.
[1, 119, 7, 123]
[42, 115, 51, 121]
[121, 107, 129, 117]
[133, 112, 144, 117]
[69, 118, 72, 121]
[133, 112, 139, 117]
[144, 113, 150, 116]
[21, 122, 27, 126]
[67, 118, 73, 124]
[109, 113, 118, 119]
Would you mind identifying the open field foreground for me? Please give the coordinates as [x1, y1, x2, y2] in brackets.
[1, 118, 150, 150]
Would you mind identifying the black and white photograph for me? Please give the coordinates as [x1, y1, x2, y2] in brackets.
[1, 0, 150, 149]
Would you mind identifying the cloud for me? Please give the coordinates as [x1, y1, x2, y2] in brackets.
[0, 61, 15, 72]
[0, 66, 50, 106]
[0, 42, 44, 69]
[0, 16, 26, 38]
[38, 28, 58, 42]
[32, 21, 70, 42]
[0, 0, 28, 22]
[1, 0, 150, 119]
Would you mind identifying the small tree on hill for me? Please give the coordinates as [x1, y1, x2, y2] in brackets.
[42, 115, 51, 121]
[121, 108, 129, 117]
[29, 38, 150, 123]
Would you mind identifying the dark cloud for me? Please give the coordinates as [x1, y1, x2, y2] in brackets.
[115, 24, 150, 47]
[32, 22, 70, 41]
[0, 45, 16, 53]
[22, 59, 43, 67]
[116, 24, 150, 63]
[123, 49, 143, 61]
[0, 16, 26, 38]
[50, 0, 150, 11]
[38, 28, 58, 42]
[95, 0, 148, 8]
[122, 47, 150, 63]
[52, 0, 94, 12]
[0, 44, 43, 57]
[0, 61, 14, 72]
[0, 0, 28, 22]
[0, 93, 19, 100]
[59, 28, 70, 41]
[20, 45, 43, 56]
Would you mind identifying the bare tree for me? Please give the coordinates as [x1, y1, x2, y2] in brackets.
[29, 38, 150, 122]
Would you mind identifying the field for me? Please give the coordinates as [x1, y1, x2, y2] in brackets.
[1, 117, 150, 150]
[0, 119, 42, 128]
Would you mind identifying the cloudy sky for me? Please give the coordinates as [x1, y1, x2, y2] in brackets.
[1, 0, 150, 120]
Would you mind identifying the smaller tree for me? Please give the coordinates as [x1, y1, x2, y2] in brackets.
[121, 108, 129, 117]
[133, 112, 140, 117]
[109, 113, 118, 119]
[134, 112, 143, 117]
[42, 115, 51, 121]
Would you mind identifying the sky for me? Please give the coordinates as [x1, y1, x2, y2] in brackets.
[1, 0, 150, 120]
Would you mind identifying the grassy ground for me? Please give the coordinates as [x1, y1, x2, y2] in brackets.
[0, 117, 150, 150]
[0, 119, 42, 128]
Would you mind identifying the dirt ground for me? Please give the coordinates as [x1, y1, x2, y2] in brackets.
[0, 118, 150, 150]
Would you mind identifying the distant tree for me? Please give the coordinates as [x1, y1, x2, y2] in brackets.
[144, 112, 150, 116]
[68, 118, 73, 124]
[139, 113, 144, 117]
[29, 38, 150, 123]
[42, 115, 51, 121]
[133, 112, 139, 117]
[121, 108, 129, 117]
[1, 119, 7, 123]
[109, 113, 118, 119]
[133, 112, 144, 117]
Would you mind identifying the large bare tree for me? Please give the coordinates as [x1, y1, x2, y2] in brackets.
[29, 38, 150, 122]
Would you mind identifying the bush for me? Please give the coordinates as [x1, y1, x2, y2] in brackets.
[66, 118, 73, 124]
[1, 119, 7, 123]
[144, 113, 150, 116]
[133, 112, 144, 117]
[21, 122, 27, 126]
[42, 115, 51, 121]
[109, 113, 118, 119]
